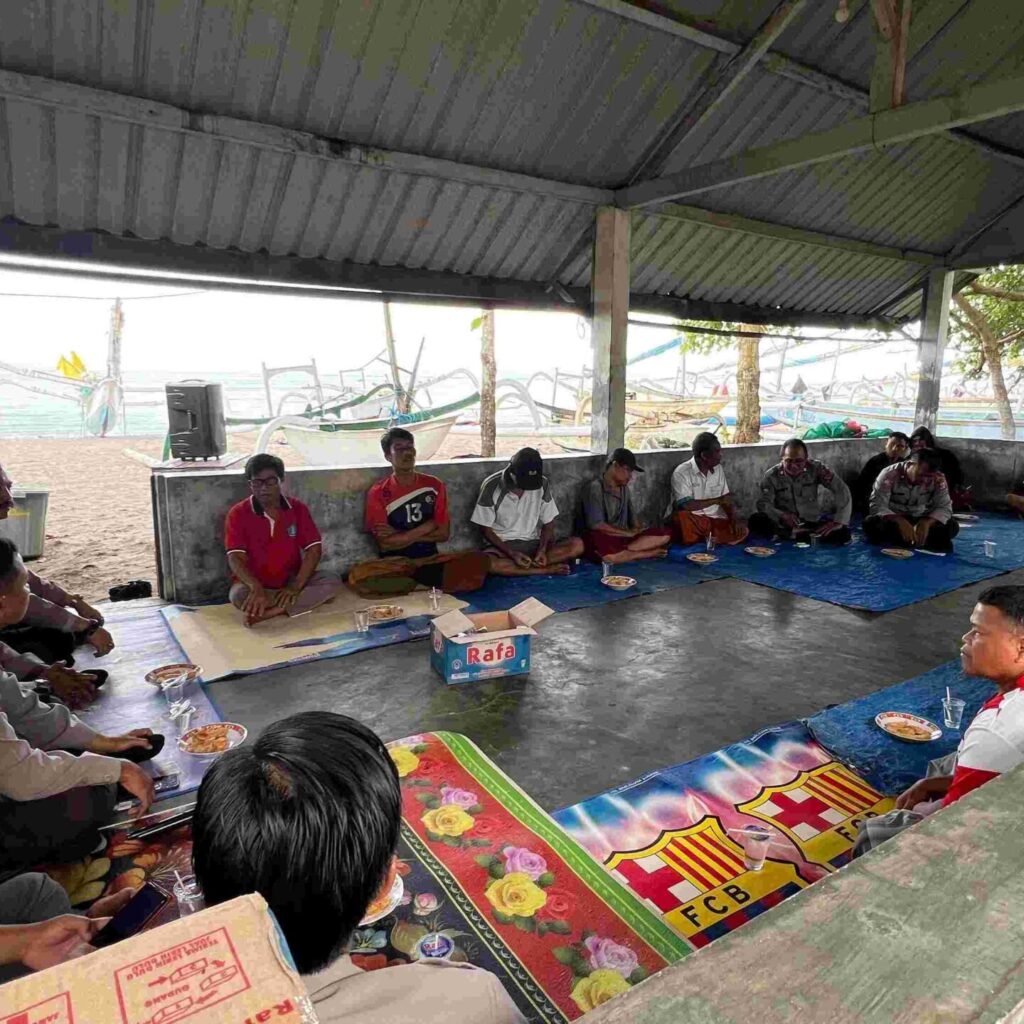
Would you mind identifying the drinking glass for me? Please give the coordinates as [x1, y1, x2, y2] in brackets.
[601, 562, 611, 578]
[705, 535, 716, 554]
[984, 540, 997, 558]
[428, 587, 443, 612]
[943, 697, 966, 729]
[740, 825, 772, 871]
[355, 608, 370, 632]
[173, 875, 205, 917]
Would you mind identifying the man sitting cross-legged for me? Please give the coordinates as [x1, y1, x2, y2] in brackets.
[471, 448, 584, 576]
[350, 428, 489, 597]
[580, 448, 672, 565]
[665, 432, 748, 547]
[192, 712, 524, 1023]
[854, 586, 1024, 856]
[863, 447, 959, 553]
[748, 438, 852, 546]
[225, 454, 343, 626]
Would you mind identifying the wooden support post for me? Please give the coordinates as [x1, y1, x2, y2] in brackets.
[590, 207, 631, 454]
[913, 268, 954, 434]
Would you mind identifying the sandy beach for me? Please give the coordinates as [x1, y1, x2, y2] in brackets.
[0, 430, 571, 602]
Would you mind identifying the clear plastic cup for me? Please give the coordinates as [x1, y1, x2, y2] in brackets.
[162, 679, 186, 708]
[355, 608, 370, 632]
[740, 825, 772, 871]
[943, 697, 966, 729]
[601, 562, 611, 578]
[706, 535, 716, 554]
[173, 875, 204, 917]
[428, 587, 442, 612]
[984, 540, 997, 558]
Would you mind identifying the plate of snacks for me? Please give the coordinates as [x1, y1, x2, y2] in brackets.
[145, 663, 203, 688]
[686, 552, 719, 565]
[178, 722, 248, 759]
[600, 575, 636, 590]
[368, 604, 403, 622]
[875, 712, 941, 743]
[360, 864, 404, 925]
[745, 546, 776, 558]
[880, 547, 914, 560]
[953, 513, 979, 522]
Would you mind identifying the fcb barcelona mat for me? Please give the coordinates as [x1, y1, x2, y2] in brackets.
[806, 659, 995, 795]
[162, 586, 467, 681]
[552, 722, 894, 950]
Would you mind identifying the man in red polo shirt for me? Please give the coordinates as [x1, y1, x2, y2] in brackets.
[225, 455, 342, 626]
[349, 429, 488, 597]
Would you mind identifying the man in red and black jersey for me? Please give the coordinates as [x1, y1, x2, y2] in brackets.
[350, 429, 488, 597]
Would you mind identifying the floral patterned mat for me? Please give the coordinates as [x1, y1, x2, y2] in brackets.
[384, 732, 688, 1021]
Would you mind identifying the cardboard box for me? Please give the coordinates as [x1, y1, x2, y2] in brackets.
[0, 893, 316, 1024]
[429, 597, 554, 684]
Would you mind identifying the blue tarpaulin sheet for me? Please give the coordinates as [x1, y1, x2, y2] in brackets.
[805, 659, 994, 795]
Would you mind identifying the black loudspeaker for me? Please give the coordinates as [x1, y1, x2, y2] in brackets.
[165, 380, 227, 460]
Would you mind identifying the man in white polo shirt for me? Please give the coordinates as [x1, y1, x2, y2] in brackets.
[666, 432, 748, 547]
[471, 448, 583, 576]
[854, 585, 1024, 855]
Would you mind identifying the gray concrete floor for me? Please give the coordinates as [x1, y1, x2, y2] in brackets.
[209, 570, 1024, 812]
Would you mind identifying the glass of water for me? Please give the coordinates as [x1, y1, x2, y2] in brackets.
[601, 562, 611, 578]
[355, 608, 370, 632]
[943, 697, 966, 729]
[740, 825, 772, 871]
[706, 535, 716, 554]
[428, 587, 442, 612]
[173, 874, 205, 917]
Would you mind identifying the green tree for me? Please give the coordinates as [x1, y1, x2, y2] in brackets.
[949, 265, 1024, 440]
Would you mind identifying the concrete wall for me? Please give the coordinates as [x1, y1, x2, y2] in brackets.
[583, 760, 1024, 1023]
[151, 435, 1022, 604]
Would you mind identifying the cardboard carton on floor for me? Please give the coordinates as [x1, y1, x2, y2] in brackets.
[430, 597, 554, 684]
[0, 893, 316, 1024]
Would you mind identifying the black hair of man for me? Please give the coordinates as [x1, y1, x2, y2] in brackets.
[0, 537, 19, 588]
[380, 426, 414, 457]
[910, 425, 937, 448]
[244, 453, 285, 481]
[977, 586, 1024, 629]
[909, 447, 944, 473]
[889, 431, 910, 444]
[191, 711, 401, 975]
[691, 432, 721, 460]
[781, 438, 808, 457]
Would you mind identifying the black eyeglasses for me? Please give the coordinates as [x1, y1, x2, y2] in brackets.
[251, 476, 281, 488]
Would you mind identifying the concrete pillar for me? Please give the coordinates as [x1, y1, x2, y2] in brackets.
[913, 268, 954, 433]
[590, 206, 630, 454]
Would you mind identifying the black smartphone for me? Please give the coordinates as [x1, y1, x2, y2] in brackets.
[91, 881, 171, 948]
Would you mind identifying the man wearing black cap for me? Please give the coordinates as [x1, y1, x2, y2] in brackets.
[471, 448, 584, 575]
[581, 449, 672, 565]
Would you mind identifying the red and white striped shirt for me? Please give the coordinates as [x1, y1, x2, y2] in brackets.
[944, 678, 1024, 807]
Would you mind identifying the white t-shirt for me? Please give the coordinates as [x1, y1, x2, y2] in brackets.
[665, 458, 730, 519]
[471, 470, 559, 542]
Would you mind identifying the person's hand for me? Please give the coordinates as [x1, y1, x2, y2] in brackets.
[70, 596, 105, 627]
[90, 729, 153, 756]
[118, 761, 155, 817]
[241, 584, 268, 621]
[512, 552, 533, 569]
[895, 517, 916, 546]
[43, 665, 98, 708]
[372, 524, 397, 539]
[895, 779, 936, 810]
[18, 916, 101, 971]
[815, 520, 842, 537]
[85, 626, 115, 656]
[533, 549, 549, 568]
[914, 518, 934, 546]
[274, 585, 301, 609]
[780, 512, 800, 529]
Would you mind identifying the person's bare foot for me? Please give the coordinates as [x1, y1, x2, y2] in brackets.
[244, 606, 289, 627]
[88, 888, 136, 919]
[550, 563, 572, 576]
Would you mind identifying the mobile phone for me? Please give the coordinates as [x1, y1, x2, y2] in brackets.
[91, 881, 171, 947]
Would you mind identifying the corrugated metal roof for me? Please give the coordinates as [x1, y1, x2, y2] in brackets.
[0, 0, 1022, 325]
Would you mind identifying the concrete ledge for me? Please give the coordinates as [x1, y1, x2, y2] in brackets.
[151, 435, 1021, 604]
[583, 760, 1024, 1023]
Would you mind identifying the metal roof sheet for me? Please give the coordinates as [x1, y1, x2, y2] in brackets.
[0, 0, 1022, 326]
